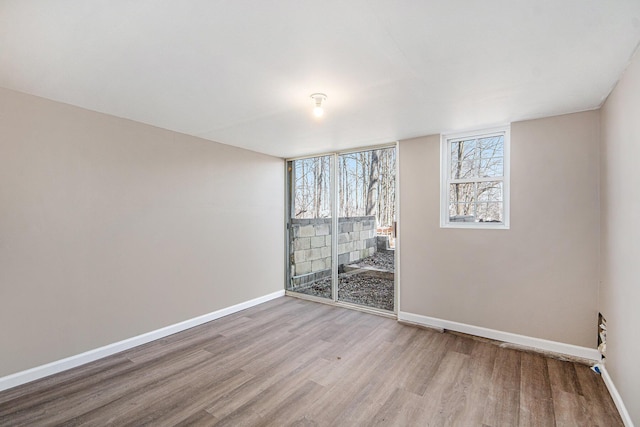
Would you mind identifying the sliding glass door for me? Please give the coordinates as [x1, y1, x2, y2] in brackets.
[286, 146, 396, 313]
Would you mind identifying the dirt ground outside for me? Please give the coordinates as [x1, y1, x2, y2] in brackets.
[294, 251, 395, 311]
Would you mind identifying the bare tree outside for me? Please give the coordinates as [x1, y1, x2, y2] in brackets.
[291, 156, 331, 218]
[338, 148, 396, 228]
[449, 135, 504, 222]
[290, 148, 396, 229]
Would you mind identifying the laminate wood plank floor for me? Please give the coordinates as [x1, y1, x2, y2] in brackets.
[0, 297, 623, 426]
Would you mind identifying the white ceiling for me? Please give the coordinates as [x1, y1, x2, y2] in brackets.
[1, 1, 640, 158]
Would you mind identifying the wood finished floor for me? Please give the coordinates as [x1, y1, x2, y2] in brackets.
[0, 297, 622, 426]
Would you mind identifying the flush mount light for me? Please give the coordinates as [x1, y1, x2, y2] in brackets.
[310, 93, 327, 118]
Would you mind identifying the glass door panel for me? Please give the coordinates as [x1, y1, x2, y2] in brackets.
[286, 156, 333, 300]
[337, 148, 396, 311]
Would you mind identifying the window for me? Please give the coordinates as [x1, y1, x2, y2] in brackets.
[440, 126, 510, 228]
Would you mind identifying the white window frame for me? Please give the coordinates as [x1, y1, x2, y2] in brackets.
[440, 125, 510, 229]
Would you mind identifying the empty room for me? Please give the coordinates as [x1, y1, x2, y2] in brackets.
[1, 1, 639, 426]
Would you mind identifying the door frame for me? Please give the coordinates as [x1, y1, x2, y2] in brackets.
[284, 142, 399, 317]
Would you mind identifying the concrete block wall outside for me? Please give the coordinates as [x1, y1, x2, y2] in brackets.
[291, 216, 377, 277]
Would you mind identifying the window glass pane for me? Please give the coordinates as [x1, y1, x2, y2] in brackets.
[478, 136, 504, 177]
[451, 160, 476, 179]
[476, 202, 503, 223]
[479, 135, 504, 157]
[451, 139, 477, 159]
[449, 182, 476, 221]
[448, 203, 456, 219]
[449, 183, 475, 204]
[449, 203, 475, 222]
[479, 157, 503, 177]
[477, 181, 503, 202]
[292, 156, 331, 219]
[450, 140, 477, 179]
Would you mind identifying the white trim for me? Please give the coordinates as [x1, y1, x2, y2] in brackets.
[331, 154, 338, 302]
[440, 124, 511, 141]
[397, 311, 600, 361]
[601, 366, 635, 427]
[394, 140, 400, 314]
[285, 142, 397, 161]
[0, 290, 285, 392]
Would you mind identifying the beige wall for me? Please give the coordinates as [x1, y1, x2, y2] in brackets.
[0, 87, 284, 377]
[399, 111, 600, 347]
[600, 50, 640, 424]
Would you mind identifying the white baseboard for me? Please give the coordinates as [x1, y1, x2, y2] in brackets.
[0, 290, 285, 392]
[601, 366, 635, 427]
[397, 311, 600, 361]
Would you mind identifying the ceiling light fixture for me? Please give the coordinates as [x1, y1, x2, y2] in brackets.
[310, 93, 327, 118]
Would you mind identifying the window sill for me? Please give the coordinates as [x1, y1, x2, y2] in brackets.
[440, 222, 510, 230]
